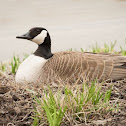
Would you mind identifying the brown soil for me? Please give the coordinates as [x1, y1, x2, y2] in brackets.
[0, 74, 126, 126]
[0, 75, 33, 126]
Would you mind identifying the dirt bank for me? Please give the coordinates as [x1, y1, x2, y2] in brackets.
[0, 74, 126, 126]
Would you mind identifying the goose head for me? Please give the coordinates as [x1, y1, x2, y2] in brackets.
[16, 27, 53, 59]
[16, 27, 49, 44]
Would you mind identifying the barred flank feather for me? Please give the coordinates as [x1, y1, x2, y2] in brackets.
[40, 52, 126, 83]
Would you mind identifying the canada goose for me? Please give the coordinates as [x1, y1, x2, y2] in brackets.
[15, 27, 126, 84]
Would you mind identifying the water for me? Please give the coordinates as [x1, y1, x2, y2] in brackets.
[0, 0, 126, 61]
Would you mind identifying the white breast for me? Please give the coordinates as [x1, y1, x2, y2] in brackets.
[15, 55, 47, 84]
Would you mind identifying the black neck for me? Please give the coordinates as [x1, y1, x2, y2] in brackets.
[34, 32, 53, 59]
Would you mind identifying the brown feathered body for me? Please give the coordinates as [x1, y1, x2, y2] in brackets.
[40, 51, 126, 84]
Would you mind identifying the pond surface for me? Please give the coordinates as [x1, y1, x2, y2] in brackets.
[0, 0, 126, 61]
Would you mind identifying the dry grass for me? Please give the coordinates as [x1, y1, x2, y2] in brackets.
[0, 42, 126, 125]
[0, 70, 126, 126]
[31, 81, 118, 126]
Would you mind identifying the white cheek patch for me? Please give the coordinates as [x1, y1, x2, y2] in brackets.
[32, 30, 47, 45]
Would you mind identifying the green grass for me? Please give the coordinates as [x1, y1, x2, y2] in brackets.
[90, 40, 126, 56]
[0, 54, 29, 74]
[32, 88, 67, 126]
[0, 62, 6, 72]
[30, 81, 116, 126]
[0, 42, 124, 125]
[1, 41, 126, 75]
[120, 41, 126, 56]
[11, 56, 21, 74]
[91, 41, 117, 53]
[10, 53, 30, 74]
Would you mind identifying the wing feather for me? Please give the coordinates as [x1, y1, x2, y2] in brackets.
[45, 52, 126, 83]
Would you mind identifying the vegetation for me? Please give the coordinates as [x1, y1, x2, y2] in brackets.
[31, 81, 116, 126]
[91, 41, 116, 53]
[31, 41, 126, 125]
[0, 42, 126, 125]
[0, 54, 30, 74]
[1, 41, 126, 74]
[11, 56, 21, 74]
[33, 88, 67, 126]
[0, 62, 6, 72]
[90, 41, 126, 56]
[120, 41, 126, 56]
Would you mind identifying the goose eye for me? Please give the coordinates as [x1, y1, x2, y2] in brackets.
[36, 29, 40, 32]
